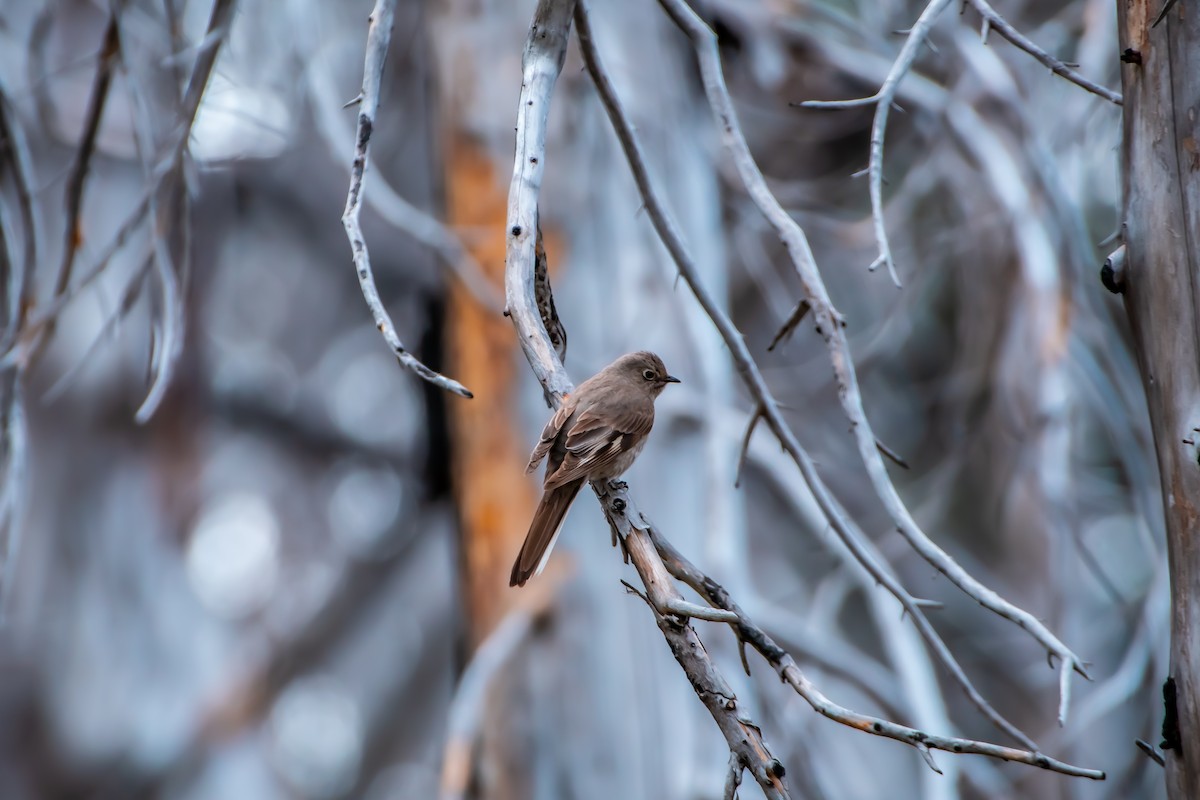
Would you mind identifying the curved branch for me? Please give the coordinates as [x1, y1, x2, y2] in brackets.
[648, 524, 1104, 780]
[652, 0, 1090, 701]
[964, 0, 1122, 105]
[578, 0, 1055, 745]
[803, 0, 956, 285]
[342, 0, 472, 399]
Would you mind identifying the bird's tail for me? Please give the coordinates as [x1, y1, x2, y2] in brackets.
[510, 479, 584, 587]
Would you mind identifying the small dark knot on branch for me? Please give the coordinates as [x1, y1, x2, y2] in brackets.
[1120, 48, 1142, 65]
[769, 759, 786, 778]
[511, 225, 522, 236]
[612, 497, 626, 513]
[1161, 677, 1181, 752]
[1100, 245, 1126, 294]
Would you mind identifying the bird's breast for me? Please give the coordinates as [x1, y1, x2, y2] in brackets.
[595, 434, 646, 479]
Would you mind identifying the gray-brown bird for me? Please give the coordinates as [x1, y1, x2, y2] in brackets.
[510, 351, 680, 587]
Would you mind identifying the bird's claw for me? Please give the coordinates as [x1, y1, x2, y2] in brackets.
[607, 479, 628, 493]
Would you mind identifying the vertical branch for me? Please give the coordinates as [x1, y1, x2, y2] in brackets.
[342, 0, 472, 398]
[135, 0, 236, 421]
[502, 0, 576, 402]
[50, 13, 121, 304]
[0, 82, 39, 354]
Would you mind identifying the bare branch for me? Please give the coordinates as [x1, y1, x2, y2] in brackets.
[0, 377, 26, 615]
[300, 37, 502, 314]
[503, 4, 789, 796]
[502, 0, 575, 403]
[0, 81, 39, 355]
[342, 0, 473, 399]
[597, 486, 789, 799]
[134, 0, 235, 421]
[30, 11, 123, 376]
[647, 526, 1105, 780]
[652, 0, 1090, 701]
[963, 0, 1123, 105]
[583, 0, 1042, 746]
[724, 752, 744, 800]
[50, 12, 121, 309]
[733, 405, 761, 489]
[803, 0, 955, 285]
[578, 0, 1066, 745]
[766, 299, 808, 352]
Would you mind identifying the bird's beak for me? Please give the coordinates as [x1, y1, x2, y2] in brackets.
[664, 375, 681, 384]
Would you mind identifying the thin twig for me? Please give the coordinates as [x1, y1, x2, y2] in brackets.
[597, 486, 789, 798]
[42, 257, 152, 403]
[135, 0, 235, 421]
[647, 525, 1105, 780]
[717, 397, 1036, 747]
[654, 0, 1090, 699]
[963, 0, 1122, 105]
[724, 752, 744, 800]
[34, 11, 123, 373]
[0, 377, 25, 616]
[875, 437, 910, 469]
[766, 299, 809, 352]
[803, 0, 955, 285]
[300, 40, 502, 314]
[342, 0, 473, 398]
[734, 405, 761, 488]
[50, 13, 121, 306]
[0, 81, 39, 355]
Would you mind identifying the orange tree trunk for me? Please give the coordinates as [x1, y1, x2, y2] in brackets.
[444, 137, 563, 646]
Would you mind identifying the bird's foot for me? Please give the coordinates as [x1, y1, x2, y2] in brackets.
[606, 479, 628, 493]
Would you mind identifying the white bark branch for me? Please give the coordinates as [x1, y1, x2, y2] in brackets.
[803, 0, 955, 285]
[652, 0, 1090, 710]
[503, 3, 789, 796]
[342, 0, 473, 399]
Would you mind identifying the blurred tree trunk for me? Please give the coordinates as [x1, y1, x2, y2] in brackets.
[444, 136, 544, 646]
[1117, 3, 1200, 798]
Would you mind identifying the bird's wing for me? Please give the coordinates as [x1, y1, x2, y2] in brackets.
[543, 403, 653, 489]
[526, 394, 578, 473]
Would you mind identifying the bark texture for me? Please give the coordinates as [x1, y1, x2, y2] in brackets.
[1117, 2, 1200, 797]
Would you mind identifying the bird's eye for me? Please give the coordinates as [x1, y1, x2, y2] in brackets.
[642, 368, 656, 381]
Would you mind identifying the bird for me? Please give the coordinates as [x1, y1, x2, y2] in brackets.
[509, 351, 680, 587]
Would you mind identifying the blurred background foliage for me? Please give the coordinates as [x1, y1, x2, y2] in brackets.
[0, 0, 1164, 798]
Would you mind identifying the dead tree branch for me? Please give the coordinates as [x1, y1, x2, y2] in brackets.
[963, 0, 1122, 105]
[802, 0, 955, 285]
[50, 12, 121, 313]
[300, 36, 502, 314]
[647, 523, 1105, 780]
[578, 0, 1053, 748]
[502, 2, 788, 796]
[494, 0, 1108, 792]
[651, 0, 1090, 706]
[342, 0, 473, 398]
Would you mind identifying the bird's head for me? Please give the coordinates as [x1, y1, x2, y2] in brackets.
[615, 351, 681, 397]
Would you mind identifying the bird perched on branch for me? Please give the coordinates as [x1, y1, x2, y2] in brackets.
[510, 351, 680, 587]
